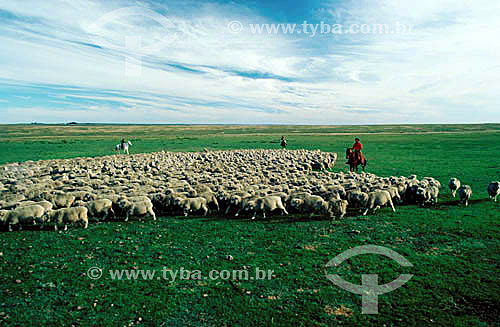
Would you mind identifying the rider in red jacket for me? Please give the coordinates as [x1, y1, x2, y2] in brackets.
[353, 138, 363, 161]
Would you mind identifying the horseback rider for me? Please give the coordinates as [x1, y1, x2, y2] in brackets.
[120, 137, 126, 150]
[280, 136, 287, 149]
[352, 138, 363, 162]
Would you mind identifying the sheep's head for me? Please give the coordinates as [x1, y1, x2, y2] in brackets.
[0, 210, 8, 223]
[415, 187, 427, 199]
[118, 199, 131, 209]
[243, 201, 255, 212]
[290, 198, 303, 209]
[216, 191, 229, 201]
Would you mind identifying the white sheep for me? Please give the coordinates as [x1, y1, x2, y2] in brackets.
[243, 196, 288, 219]
[119, 199, 156, 221]
[458, 185, 472, 206]
[4, 204, 46, 231]
[488, 182, 500, 202]
[174, 197, 209, 217]
[362, 190, 396, 216]
[289, 194, 328, 217]
[86, 199, 114, 221]
[47, 207, 89, 230]
[328, 198, 348, 219]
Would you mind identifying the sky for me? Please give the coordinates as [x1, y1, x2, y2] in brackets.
[0, 0, 499, 124]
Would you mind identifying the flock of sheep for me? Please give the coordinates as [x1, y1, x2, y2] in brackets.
[0, 149, 498, 232]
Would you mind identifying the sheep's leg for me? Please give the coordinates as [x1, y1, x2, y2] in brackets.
[150, 209, 157, 220]
[202, 205, 208, 216]
[54, 225, 58, 231]
[235, 209, 241, 217]
[8, 224, 13, 232]
[362, 208, 369, 216]
[262, 210, 266, 219]
[225, 206, 231, 215]
[389, 200, 396, 212]
[282, 207, 288, 215]
[251, 211, 257, 220]
[64, 225, 68, 231]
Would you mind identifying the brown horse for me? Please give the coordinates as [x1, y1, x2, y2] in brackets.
[346, 148, 366, 172]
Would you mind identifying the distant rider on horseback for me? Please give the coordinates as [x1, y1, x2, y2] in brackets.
[280, 136, 287, 149]
[352, 138, 363, 162]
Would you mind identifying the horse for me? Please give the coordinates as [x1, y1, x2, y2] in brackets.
[115, 141, 132, 154]
[280, 136, 287, 149]
[346, 148, 366, 172]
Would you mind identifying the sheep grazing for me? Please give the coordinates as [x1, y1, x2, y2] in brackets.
[47, 207, 89, 231]
[174, 197, 209, 217]
[458, 185, 472, 206]
[3, 204, 46, 231]
[346, 190, 369, 209]
[289, 194, 327, 217]
[198, 192, 220, 212]
[328, 198, 348, 219]
[86, 199, 115, 221]
[487, 182, 499, 202]
[448, 178, 461, 198]
[119, 199, 156, 221]
[362, 190, 396, 216]
[415, 186, 439, 206]
[243, 196, 288, 219]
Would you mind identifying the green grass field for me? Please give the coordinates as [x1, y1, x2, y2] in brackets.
[0, 124, 499, 326]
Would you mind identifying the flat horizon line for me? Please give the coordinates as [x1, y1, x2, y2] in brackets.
[1, 122, 500, 126]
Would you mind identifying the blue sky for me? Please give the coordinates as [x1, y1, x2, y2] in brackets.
[0, 0, 499, 124]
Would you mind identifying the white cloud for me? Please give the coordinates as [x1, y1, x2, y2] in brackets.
[0, 0, 499, 123]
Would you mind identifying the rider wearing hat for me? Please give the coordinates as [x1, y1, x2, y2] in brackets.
[352, 138, 363, 162]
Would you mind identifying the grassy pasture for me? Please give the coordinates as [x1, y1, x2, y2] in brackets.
[0, 124, 499, 326]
